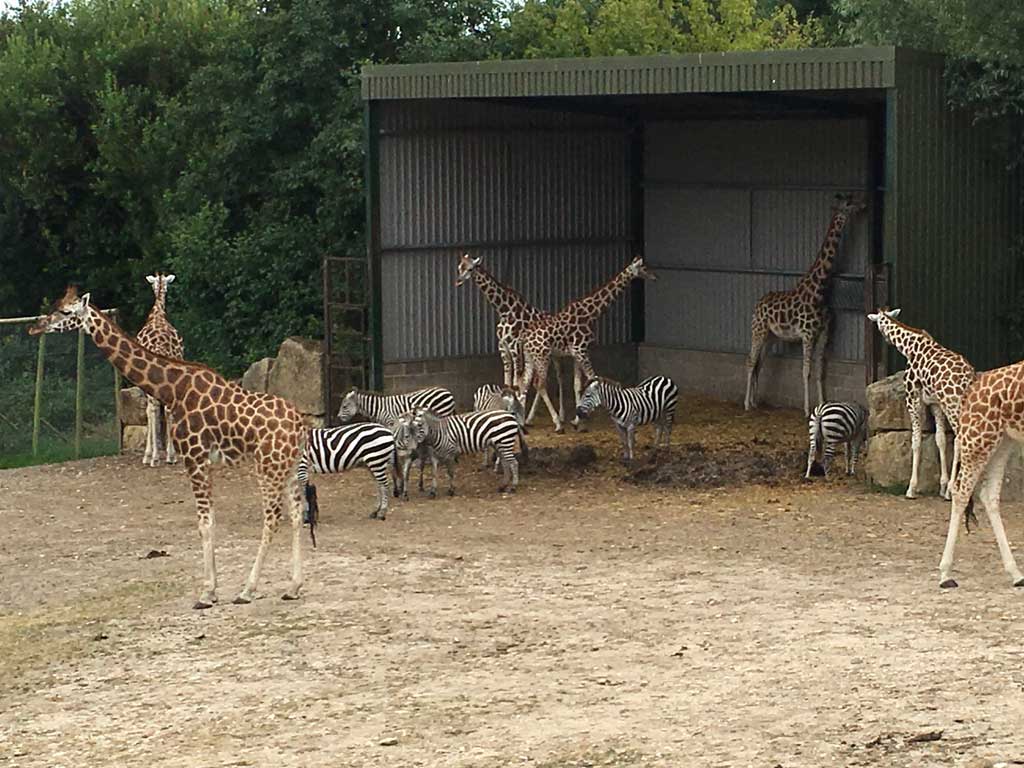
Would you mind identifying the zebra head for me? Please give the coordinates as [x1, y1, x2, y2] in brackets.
[410, 407, 436, 443]
[576, 379, 604, 420]
[866, 308, 902, 344]
[337, 387, 361, 422]
[391, 411, 421, 452]
[500, 386, 526, 427]
[454, 253, 482, 286]
[28, 286, 93, 336]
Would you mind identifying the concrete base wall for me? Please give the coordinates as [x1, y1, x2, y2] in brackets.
[638, 345, 867, 409]
[385, 343, 639, 411]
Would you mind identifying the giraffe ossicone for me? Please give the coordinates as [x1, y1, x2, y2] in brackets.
[30, 285, 309, 610]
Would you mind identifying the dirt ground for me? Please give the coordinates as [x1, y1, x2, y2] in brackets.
[2, 396, 1024, 768]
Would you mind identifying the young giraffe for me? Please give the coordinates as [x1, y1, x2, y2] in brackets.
[135, 273, 185, 467]
[937, 360, 1024, 590]
[867, 308, 976, 500]
[744, 194, 866, 416]
[454, 253, 569, 406]
[518, 255, 656, 433]
[30, 286, 308, 609]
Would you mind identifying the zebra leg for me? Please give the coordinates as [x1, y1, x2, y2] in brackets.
[445, 459, 456, 497]
[401, 455, 412, 501]
[613, 421, 629, 463]
[821, 445, 835, 477]
[805, 436, 817, 479]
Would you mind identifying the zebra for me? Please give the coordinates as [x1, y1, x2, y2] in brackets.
[806, 401, 867, 478]
[472, 384, 528, 470]
[390, 411, 429, 500]
[338, 386, 456, 495]
[576, 375, 678, 462]
[297, 424, 396, 541]
[409, 408, 525, 496]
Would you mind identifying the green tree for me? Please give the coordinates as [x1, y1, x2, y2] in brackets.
[495, 0, 821, 59]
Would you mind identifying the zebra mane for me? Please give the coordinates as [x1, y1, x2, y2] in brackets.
[587, 376, 623, 390]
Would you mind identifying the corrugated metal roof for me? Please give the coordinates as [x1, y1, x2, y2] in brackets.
[363, 47, 899, 101]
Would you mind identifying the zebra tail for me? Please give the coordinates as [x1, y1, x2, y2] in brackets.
[964, 497, 978, 534]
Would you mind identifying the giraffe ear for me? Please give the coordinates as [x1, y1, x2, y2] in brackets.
[146, 275, 157, 285]
[885, 308, 901, 318]
[80, 292, 91, 307]
[471, 255, 481, 267]
[867, 313, 880, 322]
[165, 274, 176, 284]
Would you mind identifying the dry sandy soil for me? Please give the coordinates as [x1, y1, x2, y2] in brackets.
[2, 397, 1023, 768]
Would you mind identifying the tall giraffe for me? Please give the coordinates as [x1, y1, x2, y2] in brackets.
[744, 194, 866, 416]
[30, 286, 308, 609]
[135, 273, 185, 467]
[867, 309, 976, 499]
[937, 360, 1024, 590]
[518, 255, 656, 433]
[454, 253, 568, 408]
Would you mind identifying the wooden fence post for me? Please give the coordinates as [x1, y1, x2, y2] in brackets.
[32, 333, 46, 457]
[113, 310, 122, 452]
[75, 327, 85, 459]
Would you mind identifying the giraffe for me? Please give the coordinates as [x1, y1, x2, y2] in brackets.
[936, 359, 1024, 589]
[454, 253, 569, 412]
[517, 255, 656, 433]
[867, 308, 976, 500]
[135, 273, 185, 467]
[744, 194, 866, 416]
[29, 286, 308, 609]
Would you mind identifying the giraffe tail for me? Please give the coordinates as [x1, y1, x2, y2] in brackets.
[963, 497, 979, 534]
[304, 483, 319, 548]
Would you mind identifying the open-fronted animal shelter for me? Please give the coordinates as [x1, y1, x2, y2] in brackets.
[324, 46, 1021, 419]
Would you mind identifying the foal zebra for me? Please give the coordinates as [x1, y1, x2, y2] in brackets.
[805, 402, 867, 478]
[473, 384, 528, 470]
[338, 386, 455, 495]
[576, 376, 678, 462]
[298, 423, 396, 538]
[410, 408, 524, 496]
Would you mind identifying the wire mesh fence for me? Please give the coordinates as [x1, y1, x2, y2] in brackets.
[0, 313, 120, 469]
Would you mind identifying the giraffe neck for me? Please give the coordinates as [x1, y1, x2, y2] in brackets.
[146, 285, 168, 325]
[796, 211, 851, 300]
[84, 306, 196, 399]
[472, 266, 530, 320]
[567, 265, 635, 321]
[880, 319, 936, 362]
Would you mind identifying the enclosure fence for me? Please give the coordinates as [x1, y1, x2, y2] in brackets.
[0, 312, 120, 468]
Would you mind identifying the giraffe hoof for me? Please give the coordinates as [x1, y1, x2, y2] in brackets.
[939, 579, 959, 589]
[554, 427, 564, 435]
[281, 593, 301, 601]
[905, 491, 918, 500]
[192, 600, 214, 610]
[232, 595, 252, 605]
[1014, 577, 1024, 588]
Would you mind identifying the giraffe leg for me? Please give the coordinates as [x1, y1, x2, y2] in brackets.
[499, 338, 514, 388]
[553, 357, 566, 427]
[801, 336, 814, 418]
[163, 404, 177, 464]
[528, 353, 563, 433]
[939, 439, 993, 588]
[977, 439, 1024, 586]
[184, 457, 217, 609]
[235, 463, 287, 604]
[932, 406, 951, 498]
[281, 471, 304, 600]
[906, 395, 925, 499]
[812, 326, 828, 409]
[143, 396, 160, 466]
[948, 434, 961, 501]
[570, 353, 594, 430]
[745, 323, 768, 411]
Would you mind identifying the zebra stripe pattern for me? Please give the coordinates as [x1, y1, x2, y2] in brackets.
[806, 402, 867, 478]
[411, 408, 523, 496]
[298, 423, 396, 522]
[576, 375, 679, 461]
[473, 384, 528, 470]
[337, 386, 455, 426]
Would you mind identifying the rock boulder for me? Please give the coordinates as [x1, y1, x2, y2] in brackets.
[119, 387, 149, 426]
[863, 431, 944, 495]
[242, 357, 275, 393]
[267, 337, 324, 415]
[122, 425, 147, 454]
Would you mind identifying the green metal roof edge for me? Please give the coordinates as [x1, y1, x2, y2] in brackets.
[362, 45, 913, 100]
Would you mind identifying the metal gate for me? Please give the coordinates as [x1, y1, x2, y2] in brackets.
[322, 255, 378, 425]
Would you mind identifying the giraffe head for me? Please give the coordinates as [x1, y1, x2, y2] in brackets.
[832, 193, 867, 218]
[625, 255, 657, 282]
[28, 286, 93, 336]
[145, 273, 176, 299]
[454, 253, 482, 287]
[866, 307, 902, 343]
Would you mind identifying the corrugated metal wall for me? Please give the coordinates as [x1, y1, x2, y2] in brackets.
[890, 52, 1022, 370]
[644, 119, 872, 362]
[377, 101, 633, 362]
